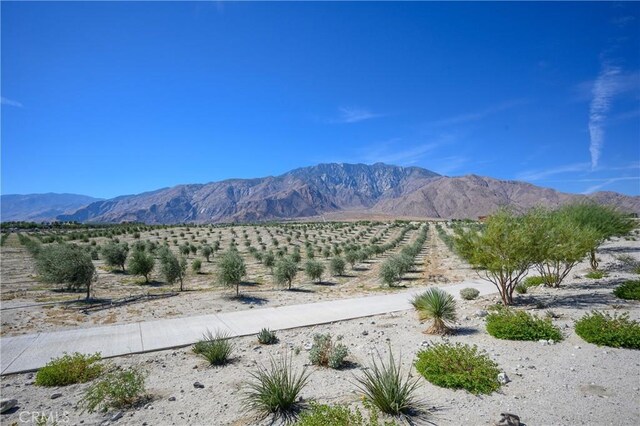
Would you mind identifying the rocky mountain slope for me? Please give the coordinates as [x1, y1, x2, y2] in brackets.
[50, 163, 640, 224]
[1, 193, 101, 222]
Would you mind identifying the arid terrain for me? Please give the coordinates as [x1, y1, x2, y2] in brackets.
[0, 222, 639, 425]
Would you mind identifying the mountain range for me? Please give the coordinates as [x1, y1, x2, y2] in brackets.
[3, 163, 639, 223]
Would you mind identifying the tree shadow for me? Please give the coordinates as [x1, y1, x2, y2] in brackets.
[352, 266, 370, 272]
[600, 246, 640, 254]
[401, 276, 422, 282]
[287, 288, 315, 293]
[235, 294, 268, 305]
[337, 360, 360, 370]
[453, 327, 479, 336]
[241, 281, 261, 288]
[314, 281, 336, 286]
[138, 280, 166, 287]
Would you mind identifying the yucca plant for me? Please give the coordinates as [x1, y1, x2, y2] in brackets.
[411, 288, 457, 335]
[354, 347, 421, 417]
[192, 329, 234, 366]
[257, 328, 278, 345]
[243, 352, 310, 421]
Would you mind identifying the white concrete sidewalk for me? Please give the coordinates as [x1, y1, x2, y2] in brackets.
[0, 279, 496, 375]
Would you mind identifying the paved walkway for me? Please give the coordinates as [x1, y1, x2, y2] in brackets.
[0, 279, 496, 375]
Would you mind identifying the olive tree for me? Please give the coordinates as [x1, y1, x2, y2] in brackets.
[560, 203, 635, 270]
[274, 257, 298, 290]
[216, 250, 246, 296]
[101, 242, 129, 272]
[304, 260, 325, 283]
[201, 245, 213, 262]
[454, 209, 534, 306]
[329, 256, 346, 276]
[159, 247, 187, 291]
[128, 249, 155, 283]
[36, 244, 96, 299]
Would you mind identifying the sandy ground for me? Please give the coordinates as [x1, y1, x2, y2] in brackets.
[0, 233, 639, 426]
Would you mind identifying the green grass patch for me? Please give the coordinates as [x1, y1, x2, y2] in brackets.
[35, 352, 102, 387]
[574, 311, 640, 349]
[486, 308, 563, 341]
[193, 330, 234, 366]
[414, 343, 501, 395]
[295, 402, 398, 426]
[586, 270, 606, 279]
[613, 280, 640, 301]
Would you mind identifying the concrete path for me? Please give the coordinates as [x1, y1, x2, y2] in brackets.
[0, 279, 496, 375]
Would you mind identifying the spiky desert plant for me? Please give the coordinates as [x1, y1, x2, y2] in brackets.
[243, 353, 310, 421]
[192, 329, 234, 366]
[354, 347, 421, 417]
[411, 288, 457, 335]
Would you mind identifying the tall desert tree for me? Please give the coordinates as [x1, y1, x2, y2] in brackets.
[274, 257, 298, 290]
[216, 250, 246, 296]
[454, 209, 534, 306]
[528, 208, 598, 287]
[128, 249, 155, 283]
[560, 203, 635, 270]
[36, 244, 96, 300]
[101, 242, 129, 272]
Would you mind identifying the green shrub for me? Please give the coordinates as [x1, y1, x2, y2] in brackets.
[414, 343, 501, 394]
[35, 352, 102, 387]
[411, 288, 456, 335]
[79, 367, 146, 413]
[354, 348, 420, 417]
[243, 353, 310, 420]
[329, 257, 346, 276]
[515, 282, 528, 294]
[193, 330, 234, 366]
[486, 308, 563, 341]
[459, 288, 480, 300]
[257, 328, 278, 345]
[35, 244, 96, 299]
[613, 280, 640, 301]
[127, 249, 155, 283]
[523, 275, 546, 287]
[574, 311, 640, 349]
[295, 402, 398, 426]
[586, 270, 606, 279]
[309, 333, 348, 369]
[192, 259, 202, 273]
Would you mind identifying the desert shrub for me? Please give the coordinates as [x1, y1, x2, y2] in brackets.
[274, 257, 298, 290]
[523, 276, 545, 287]
[460, 287, 479, 300]
[411, 288, 456, 335]
[329, 257, 346, 276]
[101, 242, 129, 272]
[515, 282, 528, 294]
[486, 308, 562, 341]
[193, 330, 234, 366]
[574, 311, 640, 349]
[414, 343, 500, 394]
[192, 259, 202, 273]
[35, 244, 96, 299]
[257, 328, 278, 345]
[243, 353, 310, 420]
[295, 402, 398, 426]
[79, 367, 146, 413]
[127, 249, 155, 283]
[35, 352, 102, 387]
[158, 248, 187, 291]
[586, 270, 606, 279]
[304, 260, 325, 283]
[354, 348, 420, 416]
[309, 333, 348, 369]
[201, 245, 213, 262]
[613, 280, 640, 301]
[216, 250, 246, 296]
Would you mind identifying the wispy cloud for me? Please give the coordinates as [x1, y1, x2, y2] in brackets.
[582, 176, 639, 194]
[428, 155, 469, 176]
[424, 99, 527, 128]
[589, 62, 622, 170]
[361, 139, 441, 165]
[517, 162, 591, 182]
[1, 97, 23, 108]
[333, 106, 384, 124]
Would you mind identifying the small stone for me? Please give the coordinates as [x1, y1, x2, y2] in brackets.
[168, 396, 176, 401]
[50, 393, 63, 400]
[193, 382, 205, 389]
[0, 399, 17, 414]
[193, 365, 198, 369]
[420, 341, 430, 347]
[303, 342, 313, 350]
[361, 330, 368, 336]
[539, 339, 548, 346]
[570, 367, 575, 372]
[110, 411, 123, 422]
[497, 412, 520, 426]
[574, 345, 581, 349]
[497, 373, 511, 385]
[475, 310, 488, 318]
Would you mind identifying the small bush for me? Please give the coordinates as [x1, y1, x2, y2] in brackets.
[35, 352, 102, 387]
[411, 288, 456, 335]
[586, 270, 606, 279]
[295, 402, 398, 426]
[486, 308, 563, 341]
[414, 343, 501, 394]
[309, 333, 348, 369]
[243, 353, 310, 420]
[192, 259, 202, 273]
[574, 311, 640, 349]
[193, 330, 234, 366]
[459, 288, 479, 300]
[354, 348, 420, 417]
[79, 367, 146, 413]
[515, 282, 528, 294]
[613, 280, 640, 301]
[257, 328, 278, 345]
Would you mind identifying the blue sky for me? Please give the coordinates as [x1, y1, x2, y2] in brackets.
[2, 2, 639, 199]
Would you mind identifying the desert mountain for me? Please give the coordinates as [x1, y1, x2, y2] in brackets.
[46, 163, 640, 224]
[1, 193, 102, 222]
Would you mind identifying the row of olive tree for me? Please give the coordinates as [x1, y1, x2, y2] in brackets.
[453, 203, 635, 306]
